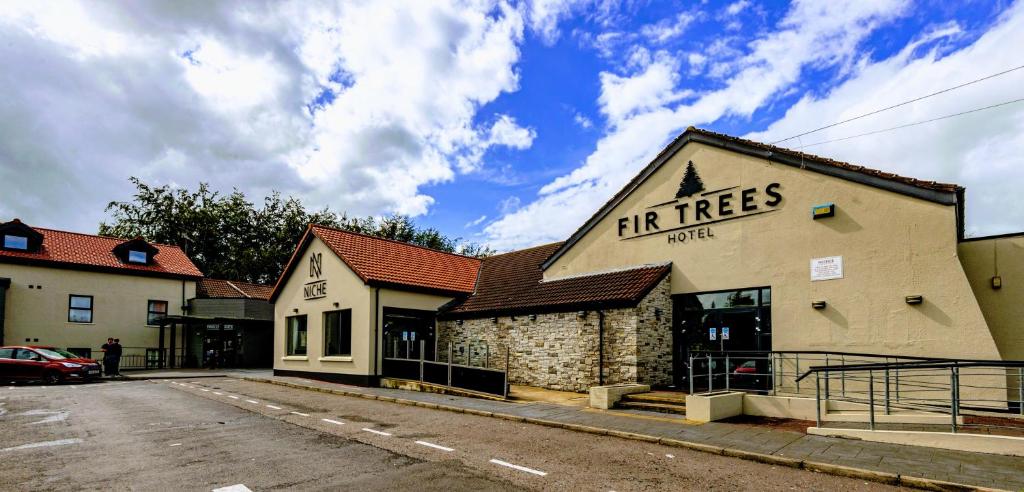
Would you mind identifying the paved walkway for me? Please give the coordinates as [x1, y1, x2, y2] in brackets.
[240, 374, 1024, 490]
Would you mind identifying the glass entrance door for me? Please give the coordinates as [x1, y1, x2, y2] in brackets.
[382, 308, 436, 361]
[672, 287, 771, 391]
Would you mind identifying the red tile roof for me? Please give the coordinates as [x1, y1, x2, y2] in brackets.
[0, 224, 201, 278]
[197, 278, 273, 300]
[441, 242, 670, 318]
[270, 225, 482, 300]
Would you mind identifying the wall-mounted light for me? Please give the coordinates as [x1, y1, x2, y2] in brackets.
[529, 314, 537, 321]
[905, 295, 923, 305]
[992, 276, 1002, 290]
[812, 202, 835, 220]
[577, 310, 587, 319]
[491, 316, 498, 323]
[333, 301, 340, 308]
[292, 308, 299, 313]
[510, 315, 516, 321]
[811, 300, 827, 310]
[456, 319, 463, 326]
[654, 307, 663, 321]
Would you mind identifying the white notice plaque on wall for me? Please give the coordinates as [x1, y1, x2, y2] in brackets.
[810, 256, 843, 281]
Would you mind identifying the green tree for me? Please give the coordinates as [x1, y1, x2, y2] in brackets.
[100, 178, 493, 284]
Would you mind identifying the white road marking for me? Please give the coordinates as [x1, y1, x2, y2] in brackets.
[169, 443, 182, 447]
[489, 459, 547, 477]
[212, 485, 252, 492]
[665, 454, 674, 459]
[321, 418, 345, 425]
[361, 428, 392, 437]
[228, 396, 239, 400]
[266, 405, 282, 410]
[290, 411, 309, 417]
[213, 392, 223, 395]
[415, 441, 454, 452]
[245, 400, 259, 404]
[201, 389, 210, 392]
[21, 409, 70, 425]
[1, 438, 83, 452]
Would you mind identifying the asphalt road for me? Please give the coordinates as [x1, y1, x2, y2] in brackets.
[0, 378, 900, 491]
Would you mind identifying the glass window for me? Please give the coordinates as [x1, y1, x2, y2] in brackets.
[3, 235, 28, 250]
[68, 295, 93, 323]
[127, 250, 147, 263]
[15, 349, 40, 360]
[34, 348, 65, 360]
[286, 315, 307, 356]
[0, 348, 13, 359]
[147, 300, 168, 325]
[682, 288, 767, 311]
[324, 310, 352, 356]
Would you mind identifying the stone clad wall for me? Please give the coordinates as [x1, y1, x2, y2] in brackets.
[438, 275, 672, 392]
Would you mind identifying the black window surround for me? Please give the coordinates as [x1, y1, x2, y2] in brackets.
[286, 315, 308, 356]
[112, 237, 159, 265]
[0, 219, 43, 253]
[68, 294, 94, 324]
[147, 300, 168, 326]
[323, 309, 353, 357]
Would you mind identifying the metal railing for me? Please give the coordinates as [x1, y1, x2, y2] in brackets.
[795, 359, 1024, 433]
[688, 352, 773, 394]
[382, 340, 509, 398]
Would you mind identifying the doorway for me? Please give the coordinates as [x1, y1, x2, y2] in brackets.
[672, 287, 771, 391]
[382, 307, 436, 361]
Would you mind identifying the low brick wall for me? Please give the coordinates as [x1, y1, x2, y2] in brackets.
[438, 275, 672, 392]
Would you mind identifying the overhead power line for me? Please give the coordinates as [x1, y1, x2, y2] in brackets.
[793, 96, 1024, 149]
[771, 63, 1024, 144]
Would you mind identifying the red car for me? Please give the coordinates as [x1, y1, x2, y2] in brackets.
[0, 346, 102, 384]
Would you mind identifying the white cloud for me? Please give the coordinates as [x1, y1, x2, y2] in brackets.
[465, 214, 488, 228]
[483, 0, 911, 249]
[574, 113, 594, 128]
[639, 12, 696, 44]
[726, 0, 750, 16]
[0, 1, 532, 230]
[746, 7, 1024, 238]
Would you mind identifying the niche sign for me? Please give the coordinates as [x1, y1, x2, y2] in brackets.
[304, 252, 327, 300]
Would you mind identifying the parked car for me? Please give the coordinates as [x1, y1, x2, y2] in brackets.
[0, 346, 102, 384]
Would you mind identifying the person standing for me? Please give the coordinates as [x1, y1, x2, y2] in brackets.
[101, 337, 115, 377]
[110, 338, 123, 377]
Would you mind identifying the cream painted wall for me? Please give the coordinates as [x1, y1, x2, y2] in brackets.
[959, 235, 1024, 360]
[545, 142, 1001, 360]
[272, 237, 455, 378]
[0, 263, 195, 352]
[274, 237, 372, 376]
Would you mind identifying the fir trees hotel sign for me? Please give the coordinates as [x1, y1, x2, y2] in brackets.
[617, 161, 784, 244]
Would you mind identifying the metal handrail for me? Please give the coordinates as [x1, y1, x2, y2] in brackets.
[795, 359, 1024, 383]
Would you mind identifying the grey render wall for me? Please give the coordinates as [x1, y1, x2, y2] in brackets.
[437, 275, 672, 392]
[190, 298, 273, 321]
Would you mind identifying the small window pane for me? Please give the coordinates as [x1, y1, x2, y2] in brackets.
[3, 235, 28, 250]
[324, 310, 352, 356]
[70, 296, 92, 309]
[147, 300, 168, 325]
[69, 295, 93, 323]
[128, 250, 147, 263]
[287, 315, 307, 356]
[0, 348, 14, 359]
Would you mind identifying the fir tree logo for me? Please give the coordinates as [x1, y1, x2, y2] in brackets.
[675, 161, 705, 198]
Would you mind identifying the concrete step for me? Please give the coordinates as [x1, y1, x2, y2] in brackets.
[615, 400, 687, 415]
[620, 392, 687, 405]
[823, 410, 961, 425]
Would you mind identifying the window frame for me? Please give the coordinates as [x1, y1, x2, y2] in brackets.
[2, 234, 28, 250]
[127, 250, 148, 264]
[286, 315, 308, 356]
[147, 300, 168, 326]
[323, 309, 353, 357]
[68, 294, 94, 324]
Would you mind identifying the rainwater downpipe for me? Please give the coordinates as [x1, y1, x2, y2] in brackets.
[374, 287, 380, 377]
[598, 310, 605, 386]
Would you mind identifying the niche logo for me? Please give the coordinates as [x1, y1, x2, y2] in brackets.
[304, 252, 327, 300]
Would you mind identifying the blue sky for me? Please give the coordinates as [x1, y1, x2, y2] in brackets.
[2, 1, 1023, 250]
